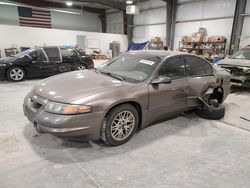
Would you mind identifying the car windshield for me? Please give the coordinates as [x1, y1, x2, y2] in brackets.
[14, 48, 36, 58]
[97, 53, 162, 83]
[231, 48, 250, 60]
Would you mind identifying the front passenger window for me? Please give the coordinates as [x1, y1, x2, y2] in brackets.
[158, 57, 185, 79]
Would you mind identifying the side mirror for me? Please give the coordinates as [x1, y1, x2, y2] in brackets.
[151, 76, 172, 84]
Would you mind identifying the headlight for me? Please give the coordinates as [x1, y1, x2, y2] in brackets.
[44, 102, 92, 115]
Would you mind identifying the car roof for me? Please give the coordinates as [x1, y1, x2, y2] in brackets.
[125, 50, 189, 59]
[35, 46, 73, 49]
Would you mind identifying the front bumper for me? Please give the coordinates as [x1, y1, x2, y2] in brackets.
[23, 93, 104, 140]
[230, 75, 250, 88]
[0, 68, 6, 81]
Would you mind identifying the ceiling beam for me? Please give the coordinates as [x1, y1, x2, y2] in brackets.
[7, 0, 106, 14]
[73, 0, 127, 10]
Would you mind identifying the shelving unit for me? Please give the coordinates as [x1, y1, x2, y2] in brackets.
[179, 40, 227, 57]
[148, 41, 164, 50]
[4, 48, 19, 57]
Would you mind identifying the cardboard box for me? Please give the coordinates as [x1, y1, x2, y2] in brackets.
[182, 36, 192, 43]
[195, 33, 204, 42]
[191, 36, 196, 42]
[155, 37, 162, 42]
[207, 36, 226, 42]
[150, 37, 162, 43]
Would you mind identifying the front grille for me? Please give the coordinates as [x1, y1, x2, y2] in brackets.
[29, 94, 48, 110]
[30, 100, 43, 110]
[221, 66, 250, 76]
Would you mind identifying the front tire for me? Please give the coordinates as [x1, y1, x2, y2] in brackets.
[101, 104, 139, 146]
[7, 66, 26, 82]
[75, 63, 87, 70]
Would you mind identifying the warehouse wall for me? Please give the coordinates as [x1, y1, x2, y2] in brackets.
[0, 24, 128, 58]
[241, 0, 250, 47]
[174, 0, 236, 51]
[51, 11, 101, 32]
[0, 4, 19, 25]
[106, 9, 124, 34]
[133, 0, 166, 44]
[0, 4, 101, 32]
[132, 0, 237, 51]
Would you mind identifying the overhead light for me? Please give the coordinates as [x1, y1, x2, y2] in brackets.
[66, 1, 73, 6]
[126, 5, 139, 15]
[0, 2, 18, 6]
[52, 9, 80, 15]
[126, 0, 133, 5]
[0, 1, 80, 14]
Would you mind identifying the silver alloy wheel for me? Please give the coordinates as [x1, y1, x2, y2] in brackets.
[9, 68, 24, 81]
[76, 65, 86, 70]
[111, 110, 135, 141]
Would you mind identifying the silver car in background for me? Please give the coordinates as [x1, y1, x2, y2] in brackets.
[218, 47, 250, 87]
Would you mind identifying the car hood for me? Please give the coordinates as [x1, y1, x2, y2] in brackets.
[218, 58, 250, 68]
[34, 70, 126, 103]
[0, 56, 17, 64]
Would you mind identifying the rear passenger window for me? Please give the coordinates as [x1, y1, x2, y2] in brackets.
[158, 57, 185, 79]
[43, 47, 61, 62]
[184, 56, 213, 76]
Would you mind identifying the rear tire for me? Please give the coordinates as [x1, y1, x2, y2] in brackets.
[195, 103, 225, 120]
[100, 104, 139, 146]
[7, 66, 26, 82]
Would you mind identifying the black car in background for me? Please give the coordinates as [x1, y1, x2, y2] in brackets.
[0, 46, 94, 81]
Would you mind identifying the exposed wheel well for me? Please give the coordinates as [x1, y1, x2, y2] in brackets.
[210, 87, 224, 104]
[105, 101, 143, 129]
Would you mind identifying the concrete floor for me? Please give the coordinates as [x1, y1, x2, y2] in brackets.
[0, 80, 250, 188]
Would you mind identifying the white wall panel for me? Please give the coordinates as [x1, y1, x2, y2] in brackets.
[241, 17, 250, 47]
[134, 12, 147, 25]
[147, 8, 166, 24]
[176, 0, 236, 21]
[133, 0, 166, 43]
[133, 24, 166, 43]
[174, 18, 233, 50]
[106, 11, 124, 34]
[52, 11, 100, 32]
[174, 0, 236, 50]
[0, 24, 128, 57]
[0, 5, 19, 25]
[246, 0, 250, 13]
[137, 0, 165, 10]
[239, 0, 250, 47]
[0, 4, 101, 32]
[176, 2, 203, 21]
[202, 0, 236, 18]
[107, 12, 123, 24]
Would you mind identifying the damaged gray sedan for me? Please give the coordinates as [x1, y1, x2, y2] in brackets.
[23, 51, 231, 146]
[218, 47, 250, 87]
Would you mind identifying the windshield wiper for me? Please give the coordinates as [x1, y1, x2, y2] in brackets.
[100, 71, 125, 81]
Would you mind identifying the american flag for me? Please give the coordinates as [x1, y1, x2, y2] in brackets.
[18, 6, 51, 28]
